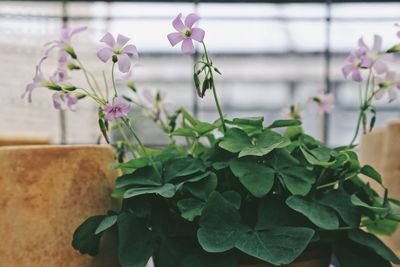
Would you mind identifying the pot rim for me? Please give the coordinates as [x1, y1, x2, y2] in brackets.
[0, 144, 113, 152]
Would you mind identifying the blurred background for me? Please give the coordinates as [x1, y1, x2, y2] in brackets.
[1, 0, 400, 147]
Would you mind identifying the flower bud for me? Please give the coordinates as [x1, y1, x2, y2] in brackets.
[44, 82, 62, 91]
[112, 55, 118, 63]
[75, 92, 87, 100]
[126, 81, 136, 92]
[387, 44, 400, 53]
[67, 63, 80, 70]
[64, 45, 77, 59]
[63, 85, 77, 91]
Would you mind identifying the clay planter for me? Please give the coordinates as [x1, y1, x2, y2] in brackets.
[0, 145, 119, 267]
[239, 247, 331, 267]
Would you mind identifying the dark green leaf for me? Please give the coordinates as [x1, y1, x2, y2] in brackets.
[351, 195, 389, 214]
[238, 130, 290, 157]
[170, 128, 197, 137]
[184, 173, 218, 200]
[115, 164, 162, 189]
[286, 196, 339, 230]
[229, 158, 275, 197]
[360, 165, 382, 184]
[163, 157, 206, 182]
[235, 227, 314, 265]
[222, 191, 242, 210]
[177, 198, 205, 221]
[123, 183, 176, 199]
[348, 230, 400, 264]
[72, 215, 106, 256]
[319, 190, 361, 227]
[118, 213, 154, 267]
[180, 251, 238, 267]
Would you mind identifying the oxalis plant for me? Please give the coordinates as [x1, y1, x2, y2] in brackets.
[24, 13, 400, 267]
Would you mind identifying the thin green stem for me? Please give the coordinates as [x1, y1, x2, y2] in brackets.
[102, 71, 109, 101]
[201, 42, 226, 133]
[115, 119, 137, 157]
[76, 58, 100, 98]
[111, 63, 118, 98]
[121, 117, 161, 178]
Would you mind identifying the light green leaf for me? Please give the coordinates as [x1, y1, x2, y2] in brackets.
[95, 215, 118, 235]
[219, 128, 252, 153]
[238, 130, 290, 157]
[286, 196, 339, 230]
[267, 119, 301, 129]
[123, 184, 176, 199]
[229, 158, 275, 197]
[170, 128, 197, 137]
[360, 165, 382, 184]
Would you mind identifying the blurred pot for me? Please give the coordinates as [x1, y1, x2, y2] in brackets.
[0, 145, 119, 267]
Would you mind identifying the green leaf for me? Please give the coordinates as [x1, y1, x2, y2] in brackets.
[163, 157, 206, 182]
[319, 190, 361, 227]
[264, 150, 315, 196]
[123, 184, 176, 199]
[171, 128, 197, 137]
[72, 215, 106, 256]
[219, 128, 252, 153]
[267, 119, 301, 129]
[300, 146, 335, 166]
[336, 240, 392, 267]
[351, 195, 389, 214]
[256, 195, 306, 230]
[177, 198, 205, 221]
[115, 164, 162, 189]
[118, 213, 154, 267]
[95, 215, 118, 235]
[286, 196, 339, 230]
[111, 157, 149, 172]
[231, 117, 264, 128]
[238, 130, 290, 157]
[360, 165, 382, 184]
[235, 227, 314, 265]
[197, 192, 249, 253]
[366, 218, 399, 236]
[221, 191, 242, 210]
[229, 158, 275, 197]
[348, 230, 400, 264]
[193, 121, 217, 136]
[184, 173, 218, 200]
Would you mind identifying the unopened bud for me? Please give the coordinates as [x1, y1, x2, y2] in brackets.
[64, 45, 77, 59]
[64, 85, 77, 91]
[67, 63, 80, 70]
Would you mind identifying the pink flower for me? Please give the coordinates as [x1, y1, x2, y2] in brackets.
[52, 92, 78, 111]
[167, 13, 205, 54]
[311, 89, 335, 115]
[282, 104, 303, 120]
[104, 97, 132, 121]
[97, 33, 139, 73]
[374, 71, 400, 103]
[342, 47, 368, 82]
[396, 23, 400, 39]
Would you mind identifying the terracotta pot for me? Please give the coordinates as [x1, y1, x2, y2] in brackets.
[239, 247, 331, 267]
[358, 121, 400, 263]
[0, 145, 120, 267]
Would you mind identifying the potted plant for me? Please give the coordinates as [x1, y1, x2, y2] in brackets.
[23, 13, 400, 267]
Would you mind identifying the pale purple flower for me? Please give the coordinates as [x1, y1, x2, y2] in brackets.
[104, 97, 132, 121]
[342, 47, 368, 82]
[167, 13, 205, 54]
[22, 57, 48, 103]
[395, 23, 400, 39]
[97, 33, 139, 73]
[311, 89, 335, 115]
[374, 71, 400, 103]
[358, 35, 393, 74]
[141, 89, 174, 121]
[282, 104, 303, 120]
[45, 26, 87, 59]
[52, 92, 78, 111]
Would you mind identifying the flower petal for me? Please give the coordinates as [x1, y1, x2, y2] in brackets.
[97, 47, 114, 63]
[117, 53, 131, 73]
[22, 83, 36, 103]
[65, 93, 78, 108]
[167, 32, 184, 47]
[358, 37, 368, 49]
[360, 57, 373, 68]
[372, 34, 383, 52]
[172, 13, 185, 32]
[352, 69, 362, 82]
[342, 64, 354, 78]
[374, 90, 384, 100]
[388, 89, 397, 102]
[181, 38, 195, 54]
[373, 60, 387, 75]
[123, 44, 139, 58]
[191, 28, 205, 42]
[185, 13, 200, 28]
[100, 32, 115, 48]
[116, 34, 130, 49]
[70, 26, 88, 37]
[52, 93, 67, 110]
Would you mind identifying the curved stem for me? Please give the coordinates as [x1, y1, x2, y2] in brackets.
[115, 119, 138, 157]
[76, 58, 101, 98]
[201, 42, 227, 133]
[111, 63, 118, 98]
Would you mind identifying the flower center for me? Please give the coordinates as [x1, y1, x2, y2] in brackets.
[114, 48, 123, 55]
[112, 107, 121, 113]
[182, 28, 192, 38]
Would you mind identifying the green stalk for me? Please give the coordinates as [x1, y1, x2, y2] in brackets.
[111, 63, 118, 98]
[201, 42, 227, 133]
[115, 119, 138, 157]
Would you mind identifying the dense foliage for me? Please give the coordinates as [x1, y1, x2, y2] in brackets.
[73, 113, 400, 267]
